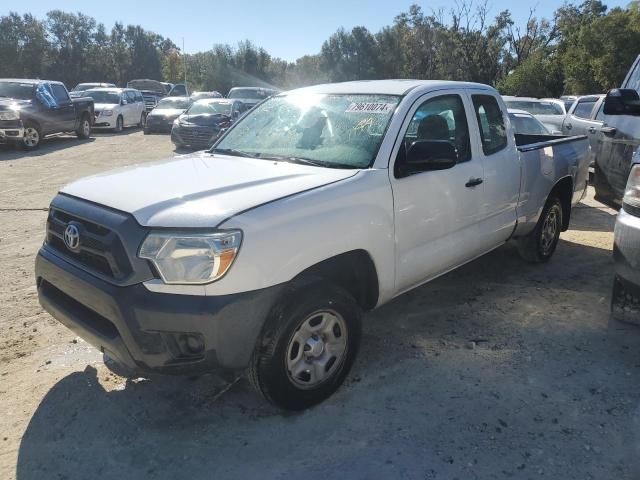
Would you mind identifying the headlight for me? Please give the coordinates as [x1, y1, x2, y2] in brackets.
[139, 230, 242, 284]
[623, 164, 640, 212]
[101, 110, 113, 116]
[0, 111, 19, 121]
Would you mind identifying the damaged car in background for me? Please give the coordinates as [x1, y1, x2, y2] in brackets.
[0, 78, 94, 150]
[171, 98, 247, 149]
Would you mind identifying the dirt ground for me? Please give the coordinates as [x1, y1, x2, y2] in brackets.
[1, 131, 639, 480]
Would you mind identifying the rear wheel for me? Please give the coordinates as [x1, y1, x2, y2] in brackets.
[249, 280, 362, 410]
[517, 196, 563, 263]
[113, 115, 123, 133]
[22, 122, 41, 150]
[75, 114, 91, 139]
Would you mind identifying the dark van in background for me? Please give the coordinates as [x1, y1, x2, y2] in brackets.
[593, 55, 640, 205]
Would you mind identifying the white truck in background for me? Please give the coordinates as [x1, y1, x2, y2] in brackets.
[36, 80, 590, 409]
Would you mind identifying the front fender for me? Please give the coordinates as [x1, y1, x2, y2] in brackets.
[208, 169, 396, 305]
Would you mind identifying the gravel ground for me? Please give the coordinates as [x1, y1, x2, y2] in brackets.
[1, 131, 639, 480]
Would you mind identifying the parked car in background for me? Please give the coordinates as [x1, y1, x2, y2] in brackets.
[562, 94, 605, 181]
[190, 91, 223, 101]
[144, 96, 191, 134]
[502, 96, 566, 133]
[592, 55, 640, 205]
[83, 88, 146, 132]
[0, 78, 93, 150]
[563, 94, 605, 136]
[127, 79, 189, 111]
[227, 86, 280, 109]
[171, 98, 246, 149]
[35, 80, 590, 410]
[508, 109, 553, 135]
[70, 82, 117, 98]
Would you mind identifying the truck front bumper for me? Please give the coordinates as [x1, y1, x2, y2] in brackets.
[36, 246, 282, 375]
[612, 208, 640, 324]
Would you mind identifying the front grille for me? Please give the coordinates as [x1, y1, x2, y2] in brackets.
[46, 208, 133, 281]
[142, 95, 158, 112]
[175, 126, 218, 145]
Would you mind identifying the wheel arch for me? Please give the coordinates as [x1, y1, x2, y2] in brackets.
[292, 249, 380, 311]
[549, 176, 573, 231]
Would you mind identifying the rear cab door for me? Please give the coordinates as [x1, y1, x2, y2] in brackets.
[465, 90, 520, 247]
[389, 88, 487, 293]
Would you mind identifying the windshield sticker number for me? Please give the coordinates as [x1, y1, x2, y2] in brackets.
[345, 102, 395, 114]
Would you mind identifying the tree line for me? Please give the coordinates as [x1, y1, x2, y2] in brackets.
[1, 1, 639, 97]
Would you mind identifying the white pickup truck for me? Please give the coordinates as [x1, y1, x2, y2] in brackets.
[36, 80, 590, 409]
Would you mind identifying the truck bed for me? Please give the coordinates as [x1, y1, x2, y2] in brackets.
[513, 133, 591, 236]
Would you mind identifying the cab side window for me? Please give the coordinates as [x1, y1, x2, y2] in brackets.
[574, 99, 596, 119]
[472, 95, 507, 155]
[126, 91, 136, 103]
[394, 94, 471, 178]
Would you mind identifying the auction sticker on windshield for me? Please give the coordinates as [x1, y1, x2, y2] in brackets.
[345, 102, 396, 113]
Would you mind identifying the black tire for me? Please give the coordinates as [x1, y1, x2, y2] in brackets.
[75, 113, 91, 139]
[113, 115, 123, 133]
[137, 112, 146, 128]
[143, 127, 149, 135]
[249, 280, 362, 410]
[517, 195, 563, 263]
[21, 122, 41, 150]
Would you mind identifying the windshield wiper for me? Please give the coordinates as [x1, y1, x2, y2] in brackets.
[209, 147, 257, 158]
[260, 155, 357, 169]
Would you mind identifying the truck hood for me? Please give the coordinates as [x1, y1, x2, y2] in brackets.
[60, 151, 358, 227]
[0, 98, 31, 110]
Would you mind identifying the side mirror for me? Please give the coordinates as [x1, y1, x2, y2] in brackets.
[603, 88, 640, 116]
[405, 140, 458, 173]
[121, 98, 128, 105]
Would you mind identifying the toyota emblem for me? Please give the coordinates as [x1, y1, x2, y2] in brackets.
[63, 224, 81, 251]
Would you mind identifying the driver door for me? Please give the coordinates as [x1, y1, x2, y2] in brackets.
[390, 90, 486, 294]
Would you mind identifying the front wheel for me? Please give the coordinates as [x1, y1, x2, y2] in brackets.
[517, 196, 563, 263]
[22, 123, 41, 150]
[137, 112, 146, 128]
[113, 115, 123, 133]
[249, 281, 362, 410]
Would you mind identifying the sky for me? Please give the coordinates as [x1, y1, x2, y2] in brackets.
[8, 0, 631, 61]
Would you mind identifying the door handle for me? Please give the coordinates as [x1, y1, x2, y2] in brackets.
[588, 127, 596, 134]
[600, 126, 617, 136]
[565, 123, 572, 130]
[465, 178, 483, 188]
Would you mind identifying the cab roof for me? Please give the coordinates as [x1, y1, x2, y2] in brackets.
[284, 79, 495, 96]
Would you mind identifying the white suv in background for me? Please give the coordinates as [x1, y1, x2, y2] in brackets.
[83, 88, 146, 132]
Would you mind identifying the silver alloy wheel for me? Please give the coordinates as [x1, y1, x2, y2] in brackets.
[540, 208, 558, 255]
[82, 119, 90, 137]
[286, 310, 348, 389]
[140, 113, 146, 127]
[116, 116, 123, 131]
[23, 127, 39, 148]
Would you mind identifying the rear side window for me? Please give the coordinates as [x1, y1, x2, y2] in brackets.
[472, 95, 507, 155]
[573, 99, 596, 119]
